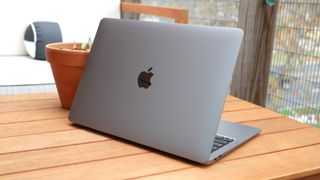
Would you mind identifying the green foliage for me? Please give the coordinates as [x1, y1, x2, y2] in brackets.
[57, 38, 92, 51]
[279, 109, 292, 116]
[266, 0, 277, 7]
[80, 38, 92, 51]
[279, 107, 320, 116]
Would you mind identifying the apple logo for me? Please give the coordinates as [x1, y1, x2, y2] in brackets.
[138, 67, 154, 89]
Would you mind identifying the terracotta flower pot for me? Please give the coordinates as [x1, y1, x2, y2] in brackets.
[46, 43, 89, 109]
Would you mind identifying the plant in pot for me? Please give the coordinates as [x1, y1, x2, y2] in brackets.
[46, 39, 92, 109]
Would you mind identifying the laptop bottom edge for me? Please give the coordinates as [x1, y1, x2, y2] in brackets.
[205, 120, 261, 164]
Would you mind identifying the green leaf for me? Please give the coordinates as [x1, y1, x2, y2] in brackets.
[88, 38, 92, 50]
[266, 0, 276, 7]
[81, 41, 87, 50]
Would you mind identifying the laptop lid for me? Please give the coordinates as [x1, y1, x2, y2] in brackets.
[69, 18, 243, 163]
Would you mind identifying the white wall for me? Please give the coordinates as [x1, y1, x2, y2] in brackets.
[0, 0, 120, 55]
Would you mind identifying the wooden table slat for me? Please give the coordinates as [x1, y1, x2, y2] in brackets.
[223, 100, 260, 112]
[0, 118, 75, 138]
[225, 95, 241, 102]
[221, 127, 319, 161]
[0, 99, 61, 113]
[241, 117, 311, 135]
[0, 140, 148, 176]
[0, 92, 58, 103]
[1, 152, 191, 180]
[0, 130, 108, 155]
[222, 108, 283, 123]
[137, 144, 320, 180]
[0, 108, 69, 125]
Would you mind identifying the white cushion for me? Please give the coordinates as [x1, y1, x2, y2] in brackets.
[0, 56, 55, 86]
[0, 0, 120, 56]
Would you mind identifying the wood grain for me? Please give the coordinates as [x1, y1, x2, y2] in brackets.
[225, 95, 240, 101]
[300, 174, 320, 180]
[0, 140, 148, 176]
[1, 93, 319, 179]
[223, 100, 260, 112]
[0, 92, 58, 103]
[0, 121, 317, 178]
[0, 129, 108, 155]
[222, 108, 283, 122]
[3, 142, 320, 180]
[1, 152, 191, 180]
[0, 108, 68, 124]
[241, 117, 311, 135]
[0, 99, 61, 113]
[136, 144, 320, 180]
[0, 118, 73, 138]
[0, 116, 311, 177]
[221, 128, 319, 161]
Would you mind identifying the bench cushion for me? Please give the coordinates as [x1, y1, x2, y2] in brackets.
[0, 0, 120, 56]
[24, 22, 63, 60]
[0, 56, 55, 86]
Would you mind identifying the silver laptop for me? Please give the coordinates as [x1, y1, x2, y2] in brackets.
[69, 18, 260, 164]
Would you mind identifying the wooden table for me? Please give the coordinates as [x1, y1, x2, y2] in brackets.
[1, 92, 320, 179]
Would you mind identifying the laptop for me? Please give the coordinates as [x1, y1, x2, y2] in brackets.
[69, 18, 261, 164]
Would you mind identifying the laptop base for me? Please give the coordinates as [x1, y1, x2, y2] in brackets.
[206, 120, 260, 164]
